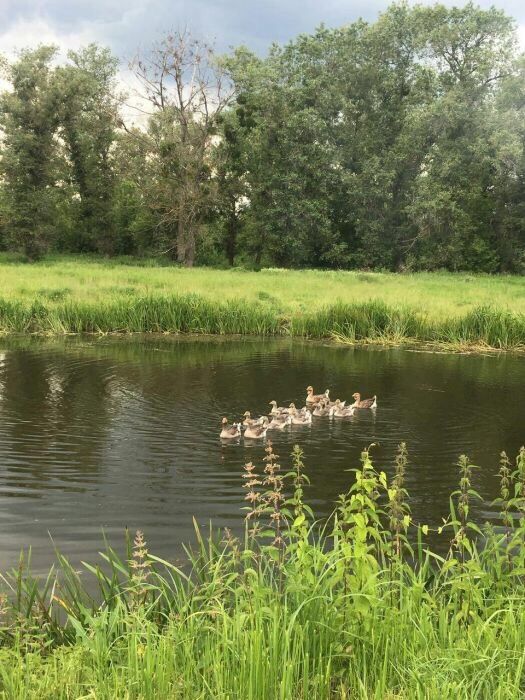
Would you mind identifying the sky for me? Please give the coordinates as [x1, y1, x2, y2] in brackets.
[1, 0, 524, 63]
[1, 0, 523, 124]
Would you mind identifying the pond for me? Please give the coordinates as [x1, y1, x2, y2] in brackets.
[0, 336, 523, 573]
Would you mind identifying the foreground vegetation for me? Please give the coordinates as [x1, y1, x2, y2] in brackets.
[0, 257, 524, 350]
[1, 444, 525, 698]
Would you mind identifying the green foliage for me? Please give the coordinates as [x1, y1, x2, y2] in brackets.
[0, 47, 62, 259]
[0, 4, 524, 270]
[56, 45, 120, 253]
[1, 445, 525, 698]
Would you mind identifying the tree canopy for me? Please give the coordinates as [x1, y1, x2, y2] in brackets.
[0, 3, 524, 271]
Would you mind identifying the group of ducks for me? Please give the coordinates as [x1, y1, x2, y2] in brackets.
[220, 385, 378, 440]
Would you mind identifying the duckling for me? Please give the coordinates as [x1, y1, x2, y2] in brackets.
[290, 407, 312, 425]
[312, 400, 331, 417]
[267, 414, 292, 431]
[220, 417, 241, 439]
[268, 400, 290, 416]
[351, 392, 377, 409]
[244, 417, 269, 439]
[332, 403, 356, 418]
[289, 403, 309, 417]
[306, 386, 329, 404]
[327, 397, 345, 408]
[328, 399, 346, 416]
[242, 411, 265, 427]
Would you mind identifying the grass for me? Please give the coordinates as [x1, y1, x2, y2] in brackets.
[1, 443, 525, 699]
[0, 254, 524, 350]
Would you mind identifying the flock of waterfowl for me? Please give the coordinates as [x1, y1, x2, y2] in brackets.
[220, 385, 377, 440]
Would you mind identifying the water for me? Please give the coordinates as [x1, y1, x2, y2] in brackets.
[0, 336, 523, 573]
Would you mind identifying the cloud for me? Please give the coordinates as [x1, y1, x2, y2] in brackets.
[1, 1, 523, 72]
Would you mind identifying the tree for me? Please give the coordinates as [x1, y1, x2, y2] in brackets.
[56, 45, 121, 253]
[130, 30, 234, 266]
[0, 46, 61, 259]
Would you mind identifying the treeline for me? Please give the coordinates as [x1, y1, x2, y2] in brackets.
[0, 3, 524, 272]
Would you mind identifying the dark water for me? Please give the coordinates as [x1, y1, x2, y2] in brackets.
[0, 336, 523, 573]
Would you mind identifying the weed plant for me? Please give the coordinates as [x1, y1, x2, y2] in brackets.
[1, 444, 525, 698]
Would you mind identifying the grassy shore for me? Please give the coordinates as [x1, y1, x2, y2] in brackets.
[1, 444, 525, 699]
[0, 254, 524, 350]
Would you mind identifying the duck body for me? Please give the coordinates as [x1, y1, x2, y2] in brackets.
[269, 400, 291, 415]
[220, 418, 242, 439]
[351, 392, 377, 409]
[328, 399, 346, 416]
[332, 404, 356, 418]
[312, 400, 331, 417]
[242, 411, 265, 427]
[290, 408, 312, 425]
[267, 414, 292, 431]
[305, 386, 330, 404]
[244, 417, 269, 439]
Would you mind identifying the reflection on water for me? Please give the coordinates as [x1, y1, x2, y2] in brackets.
[0, 336, 523, 572]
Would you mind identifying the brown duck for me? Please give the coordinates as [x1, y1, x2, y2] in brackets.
[351, 392, 377, 409]
[220, 417, 241, 439]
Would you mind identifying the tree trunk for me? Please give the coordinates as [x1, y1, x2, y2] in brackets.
[225, 204, 237, 266]
[176, 217, 195, 267]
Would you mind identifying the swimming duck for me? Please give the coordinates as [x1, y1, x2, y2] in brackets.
[267, 414, 292, 431]
[269, 400, 290, 416]
[331, 403, 356, 418]
[244, 417, 269, 439]
[289, 403, 309, 417]
[242, 411, 265, 427]
[351, 392, 377, 409]
[220, 417, 241, 439]
[328, 399, 346, 416]
[327, 398, 345, 408]
[306, 386, 330, 404]
[290, 407, 312, 425]
[312, 400, 331, 417]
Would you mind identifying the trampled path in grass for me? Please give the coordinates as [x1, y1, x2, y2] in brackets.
[0, 255, 524, 349]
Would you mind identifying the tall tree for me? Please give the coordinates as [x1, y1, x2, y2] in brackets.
[130, 30, 234, 266]
[0, 46, 61, 259]
[56, 45, 120, 253]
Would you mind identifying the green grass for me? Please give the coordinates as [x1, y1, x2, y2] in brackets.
[1, 444, 525, 699]
[0, 254, 524, 349]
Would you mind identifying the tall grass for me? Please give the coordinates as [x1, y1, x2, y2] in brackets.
[1, 294, 524, 350]
[1, 443, 525, 698]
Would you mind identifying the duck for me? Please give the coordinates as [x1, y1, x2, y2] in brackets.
[268, 400, 290, 416]
[289, 403, 309, 417]
[312, 400, 331, 417]
[327, 398, 345, 408]
[220, 417, 241, 439]
[242, 411, 265, 427]
[328, 399, 346, 416]
[306, 386, 330, 404]
[267, 414, 292, 431]
[290, 407, 312, 425]
[244, 417, 269, 439]
[351, 392, 377, 409]
[331, 403, 356, 418]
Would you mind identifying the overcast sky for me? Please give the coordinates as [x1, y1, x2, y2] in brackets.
[1, 0, 524, 63]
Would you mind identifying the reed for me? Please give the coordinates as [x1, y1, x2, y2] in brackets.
[1, 444, 525, 698]
[0, 293, 524, 351]
[1, 255, 524, 350]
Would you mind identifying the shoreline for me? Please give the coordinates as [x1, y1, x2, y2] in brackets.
[1, 327, 524, 356]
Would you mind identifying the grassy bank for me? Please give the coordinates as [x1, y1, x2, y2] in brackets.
[1, 444, 525, 699]
[1, 255, 524, 349]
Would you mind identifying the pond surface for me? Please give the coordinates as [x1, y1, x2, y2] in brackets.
[0, 336, 523, 573]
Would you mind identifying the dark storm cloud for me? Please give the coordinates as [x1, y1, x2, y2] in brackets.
[1, 0, 524, 58]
